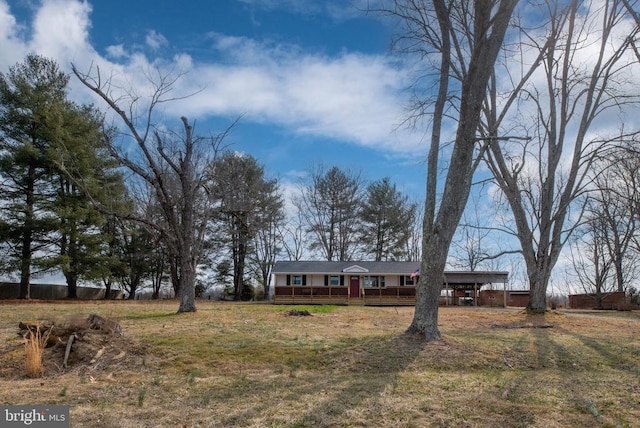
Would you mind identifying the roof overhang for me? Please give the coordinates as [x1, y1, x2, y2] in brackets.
[443, 271, 509, 285]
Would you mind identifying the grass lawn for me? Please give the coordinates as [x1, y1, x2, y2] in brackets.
[1, 301, 639, 427]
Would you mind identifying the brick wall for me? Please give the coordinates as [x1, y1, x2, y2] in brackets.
[568, 292, 626, 309]
[478, 290, 530, 307]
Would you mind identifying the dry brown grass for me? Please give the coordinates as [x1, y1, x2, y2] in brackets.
[24, 326, 52, 378]
[0, 301, 639, 427]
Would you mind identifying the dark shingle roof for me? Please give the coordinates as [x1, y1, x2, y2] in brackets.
[272, 261, 509, 284]
[272, 261, 420, 275]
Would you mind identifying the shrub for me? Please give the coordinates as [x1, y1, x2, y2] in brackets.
[24, 326, 52, 378]
[240, 282, 255, 301]
[627, 287, 640, 309]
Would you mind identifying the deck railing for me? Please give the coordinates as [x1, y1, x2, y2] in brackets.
[274, 286, 417, 305]
[274, 286, 349, 304]
[362, 287, 416, 305]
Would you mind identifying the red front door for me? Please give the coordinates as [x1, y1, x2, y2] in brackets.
[349, 276, 360, 298]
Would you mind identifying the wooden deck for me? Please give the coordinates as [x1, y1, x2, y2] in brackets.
[274, 286, 417, 306]
[362, 295, 416, 306]
[274, 286, 349, 305]
[362, 287, 416, 305]
[274, 295, 350, 305]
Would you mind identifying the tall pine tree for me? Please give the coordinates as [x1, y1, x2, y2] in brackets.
[360, 177, 417, 261]
[45, 104, 126, 298]
[0, 55, 127, 298]
[0, 55, 66, 298]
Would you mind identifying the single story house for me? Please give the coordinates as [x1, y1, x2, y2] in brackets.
[271, 261, 509, 306]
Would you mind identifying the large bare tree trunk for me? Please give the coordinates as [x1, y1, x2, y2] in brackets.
[177, 256, 196, 312]
[175, 116, 197, 312]
[527, 261, 552, 312]
[407, 0, 518, 340]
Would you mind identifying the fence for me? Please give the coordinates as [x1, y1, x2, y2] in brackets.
[0, 282, 123, 300]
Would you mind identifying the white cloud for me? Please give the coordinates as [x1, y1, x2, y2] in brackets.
[0, 0, 28, 70]
[106, 44, 127, 59]
[239, 0, 332, 17]
[284, 169, 309, 180]
[145, 30, 167, 50]
[0, 0, 420, 157]
[165, 36, 418, 153]
[237, 0, 372, 22]
[0, 0, 16, 34]
[31, 0, 94, 62]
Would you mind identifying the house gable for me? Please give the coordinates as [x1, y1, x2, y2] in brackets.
[342, 265, 369, 273]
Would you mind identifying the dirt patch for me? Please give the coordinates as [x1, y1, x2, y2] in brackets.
[285, 309, 312, 317]
[491, 322, 554, 329]
[2, 314, 148, 379]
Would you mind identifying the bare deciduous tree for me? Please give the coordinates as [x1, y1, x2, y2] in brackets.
[209, 152, 283, 300]
[450, 192, 517, 271]
[572, 142, 640, 297]
[483, 0, 640, 311]
[405, 202, 423, 262]
[250, 211, 284, 299]
[618, 144, 640, 257]
[376, 0, 519, 340]
[295, 165, 364, 261]
[278, 210, 306, 262]
[72, 64, 232, 313]
[567, 210, 615, 309]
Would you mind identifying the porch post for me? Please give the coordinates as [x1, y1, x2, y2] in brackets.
[444, 278, 449, 306]
[503, 280, 507, 307]
[474, 283, 477, 307]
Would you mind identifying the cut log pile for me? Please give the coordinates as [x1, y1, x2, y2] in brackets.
[17, 314, 128, 373]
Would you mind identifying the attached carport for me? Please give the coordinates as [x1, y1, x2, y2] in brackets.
[441, 271, 510, 306]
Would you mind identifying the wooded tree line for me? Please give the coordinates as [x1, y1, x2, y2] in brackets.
[566, 142, 640, 307]
[0, 55, 419, 308]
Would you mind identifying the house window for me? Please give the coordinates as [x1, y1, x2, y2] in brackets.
[364, 276, 385, 288]
[287, 275, 306, 286]
[324, 275, 344, 286]
[401, 276, 416, 286]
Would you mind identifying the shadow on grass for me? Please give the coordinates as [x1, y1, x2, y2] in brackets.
[494, 312, 573, 370]
[120, 312, 180, 320]
[531, 329, 577, 370]
[519, 310, 640, 373]
[288, 333, 426, 427]
[502, 317, 639, 426]
[559, 327, 640, 374]
[209, 333, 426, 427]
[508, 313, 600, 372]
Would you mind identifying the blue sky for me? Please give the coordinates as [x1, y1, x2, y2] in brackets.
[1, 0, 428, 201]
